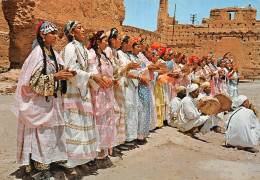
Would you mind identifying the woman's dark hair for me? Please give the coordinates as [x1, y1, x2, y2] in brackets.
[132, 42, 140, 48]
[122, 36, 130, 44]
[198, 58, 206, 66]
[108, 28, 119, 47]
[120, 35, 130, 50]
[67, 34, 74, 42]
[65, 21, 75, 42]
[89, 30, 112, 73]
[36, 32, 59, 100]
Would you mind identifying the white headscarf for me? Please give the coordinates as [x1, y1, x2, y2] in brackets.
[234, 95, 248, 107]
[187, 83, 199, 93]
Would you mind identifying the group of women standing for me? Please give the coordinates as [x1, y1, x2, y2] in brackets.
[13, 20, 240, 178]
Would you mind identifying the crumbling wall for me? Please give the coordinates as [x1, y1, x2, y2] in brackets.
[122, 25, 161, 44]
[158, 1, 260, 79]
[0, 0, 10, 71]
[2, 0, 125, 68]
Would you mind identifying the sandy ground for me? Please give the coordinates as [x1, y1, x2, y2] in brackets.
[0, 81, 260, 180]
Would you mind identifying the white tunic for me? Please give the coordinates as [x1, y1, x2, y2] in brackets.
[225, 107, 260, 148]
[176, 95, 211, 134]
[168, 97, 181, 127]
[117, 50, 140, 141]
[62, 40, 100, 168]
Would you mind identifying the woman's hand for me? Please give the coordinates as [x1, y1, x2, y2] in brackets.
[167, 71, 180, 78]
[139, 75, 150, 86]
[112, 79, 120, 87]
[199, 75, 206, 81]
[55, 67, 77, 80]
[147, 64, 159, 71]
[155, 62, 167, 69]
[126, 61, 141, 70]
[102, 76, 113, 88]
[218, 70, 224, 77]
[157, 69, 168, 75]
[210, 72, 216, 76]
[229, 76, 235, 80]
[91, 74, 107, 88]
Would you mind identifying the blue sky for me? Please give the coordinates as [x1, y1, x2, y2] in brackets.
[123, 0, 260, 31]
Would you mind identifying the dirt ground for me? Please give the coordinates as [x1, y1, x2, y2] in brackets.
[0, 81, 260, 180]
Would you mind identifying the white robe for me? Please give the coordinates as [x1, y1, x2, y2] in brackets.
[168, 97, 181, 127]
[62, 40, 100, 168]
[117, 50, 140, 141]
[225, 107, 260, 148]
[176, 95, 211, 134]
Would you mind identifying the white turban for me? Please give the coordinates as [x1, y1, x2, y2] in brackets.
[187, 83, 199, 93]
[234, 95, 248, 107]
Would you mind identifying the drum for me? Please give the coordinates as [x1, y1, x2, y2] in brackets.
[199, 96, 220, 115]
[214, 93, 232, 111]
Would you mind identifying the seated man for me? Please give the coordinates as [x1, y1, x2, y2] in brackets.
[225, 95, 260, 153]
[168, 86, 186, 127]
[196, 82, 224, 133]
[176, 83, 212, 136]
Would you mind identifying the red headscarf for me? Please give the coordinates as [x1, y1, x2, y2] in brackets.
[189, 56, 197, 64]
[130, 36, 141, 44]
[35, 22, 44, 34]
[151, 43, 161, 50]
[160, 47, 166, 57]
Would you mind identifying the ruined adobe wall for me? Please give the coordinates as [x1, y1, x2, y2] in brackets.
[159, 5, 260, 79]
[0, 0, 9, 70]
[122, 25, 161, 44]
[2, 0, 125, 69]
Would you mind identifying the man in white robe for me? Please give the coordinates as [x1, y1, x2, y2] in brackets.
[176, 84, 212, 136]
[225, 95, 260, 153]
[168, 86, 186, 127]
[196, 82, 224, 133]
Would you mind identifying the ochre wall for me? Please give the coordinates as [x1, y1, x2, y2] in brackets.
[1, 0, 260, 79]
[2, 0, 125, 68]
[0, 0, 9, 70]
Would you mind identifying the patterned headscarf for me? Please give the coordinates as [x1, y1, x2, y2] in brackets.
[64, 21, 80, 37]
[88, 30, 106, 49]
[217, 57, 224, 65]
[36, 21, 58, 35]
[189, 56, 197, 64]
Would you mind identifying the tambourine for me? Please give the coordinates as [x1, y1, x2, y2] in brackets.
[214, 93, 232, 111]
[199, 96, 220, 115]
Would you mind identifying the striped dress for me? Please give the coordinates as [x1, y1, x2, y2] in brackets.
[105, 47, 126, 145]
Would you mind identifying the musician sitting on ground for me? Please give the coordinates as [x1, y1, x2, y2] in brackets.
[168, 86, 186, 127]
[196, 82, 224, 133]
[225, 95, 260, 153]
[175, 83, 212, 137]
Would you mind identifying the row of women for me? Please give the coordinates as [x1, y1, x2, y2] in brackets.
[13, 20, 240, 177]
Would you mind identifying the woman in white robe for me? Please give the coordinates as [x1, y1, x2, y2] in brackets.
[104, 28, 126, 146]
[117, 36, 149, 143]
[13, 21, 76, 176]
[62, 21, 103, 168]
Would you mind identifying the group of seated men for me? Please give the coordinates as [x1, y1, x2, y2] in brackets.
[167, 82, 260, 153]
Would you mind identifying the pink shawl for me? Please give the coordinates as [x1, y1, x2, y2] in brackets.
[12, 45, 65, 128]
